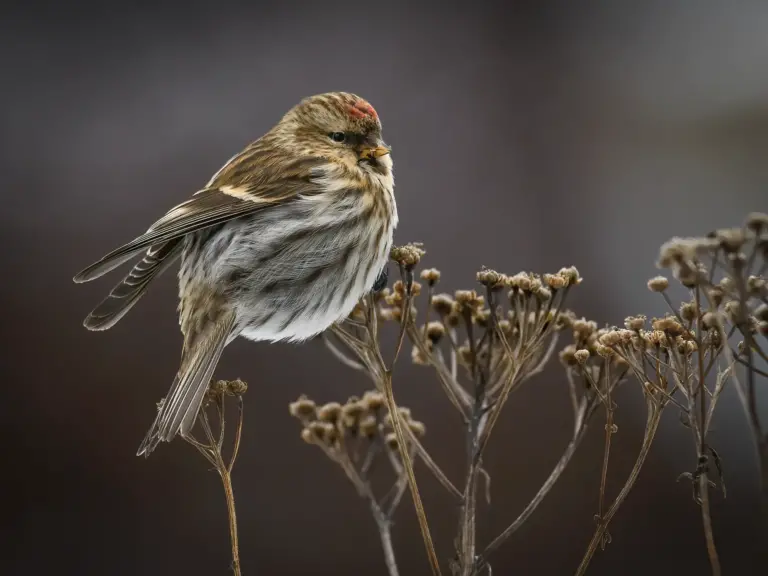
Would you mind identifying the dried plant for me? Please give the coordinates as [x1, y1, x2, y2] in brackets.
[288, 391, 425, 576]
[181, 378, 247, 576]
[154, 212, 766, 575]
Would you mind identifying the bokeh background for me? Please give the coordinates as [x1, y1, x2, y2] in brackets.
[2, 1, 767, 574]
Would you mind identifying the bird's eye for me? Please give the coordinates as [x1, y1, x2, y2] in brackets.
[329, 132, 346, 143]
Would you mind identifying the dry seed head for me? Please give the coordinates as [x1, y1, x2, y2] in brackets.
[408, 420, 426, 437]
[599, 330, 622, 347]
[362, 391, 385, 411]
[384, 432, 399, 450]
[505, 272, 531, 292]
[385, 290, 403, 306]
[420, 267, 441, 285]
[300, 428, 316, 444]
[289, 395, 317, 420]
[445, 309, 461, 327]
[211, 379, 229, 395]
[358, 414, 378, 437]
[431, 293, 454, 316]
[756, 304, 768, 322]
[680, 301, 697, 322]
[558, 266, 582, 286]
[746, 212, 768, 233]
[652, 317, 685, 336]
[572, 318, 598, 339]
[574, 349, 590, 364]
[390, 243, 425, 267]
[455, 289, 482, 308]
[645, 330, 668, 348]
[341, 400, 365, 421]
[747, 275, 766, 296]
[595, 343, 615, 358]
[474, 308, 491, 327]
[318, 402, 343, 423]
[647, 276, 669, 292]
[426, 321, 446, 342]
[657, 237, 711, 267]
[227, 379, 248, 395]
[559, 344, 578, 366]
[625, 315, 646, 331]
[477, 267, 506, 290]
[543, 273, 567, 290]
[706, 286, 725, 308]
[307, 421, 338, 445]
[715, 228, 746, 253]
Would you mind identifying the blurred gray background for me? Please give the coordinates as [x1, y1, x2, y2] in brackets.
[2, 0, 767, 574]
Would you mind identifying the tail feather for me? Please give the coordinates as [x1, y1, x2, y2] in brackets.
[136, 310, 235, 457]
[83, 240, 183, 331]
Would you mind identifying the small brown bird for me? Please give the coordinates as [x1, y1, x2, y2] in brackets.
[74, 92, 397, 456]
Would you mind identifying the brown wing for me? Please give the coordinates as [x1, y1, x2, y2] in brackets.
[73, 146, 327, 284]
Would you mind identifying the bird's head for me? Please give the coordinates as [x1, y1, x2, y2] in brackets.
[278, 92, 392, 175]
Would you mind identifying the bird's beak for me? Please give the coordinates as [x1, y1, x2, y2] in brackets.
[358, 145, 391, 162]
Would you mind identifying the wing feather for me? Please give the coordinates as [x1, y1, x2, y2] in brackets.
[73, 152, 326, 283]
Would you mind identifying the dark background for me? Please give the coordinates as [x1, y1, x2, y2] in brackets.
[2, 1, 767, 574]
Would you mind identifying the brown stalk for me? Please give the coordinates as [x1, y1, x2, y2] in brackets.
[575, 398, 664, 576]
[184, 387, 246, 576]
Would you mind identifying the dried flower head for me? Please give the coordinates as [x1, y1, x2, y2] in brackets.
[390, 243, 425, 268]
[715, 228, 746, 253]
[746, 212, 768, 234]
[558, 266, 582, 286]
[679, 301, 697, 322]
[647, 276, 669, 292]
[574, 349, 590, 364]
[289, 395, 317, 420]
[559, 344, 578, 367]
[318, 402, 343, 423]
[362, 391, 385, 412]
[408, 420, 427, 437]
[357, 414, 378, 438]
[420, 268, 441, 285]
[624, 315, 646, 331]
[506, 272, 533, 292]
[543, 273, 567, 290]
[572, 318, 598, 339]
[477, 267, 506, 290]
[431, 293, 454, 316]
[651, 317, 685, 336]
[595, 343, 615, 358]
[425, 321, 446, 342]
[756, 304, 768, 322]
[707, 286, 725, 307]
[384, 432, 399, 450]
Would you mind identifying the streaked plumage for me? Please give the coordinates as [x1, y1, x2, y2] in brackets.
[74, 92, 397, 456]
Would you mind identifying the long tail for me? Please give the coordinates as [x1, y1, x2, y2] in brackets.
[83, 240, 183, 331]
[137, 310, 235, 457]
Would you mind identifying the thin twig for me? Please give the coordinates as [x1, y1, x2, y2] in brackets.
[575, 399, 663, 576]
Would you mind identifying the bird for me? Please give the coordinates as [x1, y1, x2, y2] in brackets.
[73, 92, 397, 457]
